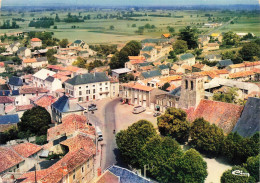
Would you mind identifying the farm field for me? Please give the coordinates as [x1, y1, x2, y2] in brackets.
[0, 9, 259, 44]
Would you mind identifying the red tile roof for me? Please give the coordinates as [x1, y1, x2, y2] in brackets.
[34, 95, 57, 108]
[0, 62, 4, 67]
[229, 70, 255, 79]
[162, 33, 171, 38]
[20, 86, 49, 94]
[188, 100, 243, 134]
[47, 114, 95, 141]
[123, 82, 154, 92]
[229, 61, 260, 69]
[192, 63, 205, 69]
[96, 170, 119, 183]
[31, 38, 42, 42]
[0, 96, 15, 104]
[16, 104, 34, 112]
[166, 84, 177, 91]
[47, 64, 64, 71]
[0, 147, 24, 173]
[23, 58, 37, 63]
[12, 143, 42, 158]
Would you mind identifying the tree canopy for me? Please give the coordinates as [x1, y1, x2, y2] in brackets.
[116, 120, 156, 168]
[59, 39, 69, 48]
[179, 26, 198, 49]
[222, 31, 240, 46]
[18, 106, 51, 136]
[157, 108, 190, 143]
[72, 57, 87, 68]
[244, 155, 260, 182]
[221, 166, 254, 183]
[172, 40, 188, 54]
[239, 42, 260, 61]
[190, 118, 224, 156]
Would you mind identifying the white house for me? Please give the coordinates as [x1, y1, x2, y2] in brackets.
[44, 76, 63, 93]
[30, 38, 42, 48]
[17, 47, 31, 58]
[32, 69, 56, 88]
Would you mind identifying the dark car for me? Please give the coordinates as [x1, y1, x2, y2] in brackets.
[88, 104, 97, 111]
[153, 111, 161, 117]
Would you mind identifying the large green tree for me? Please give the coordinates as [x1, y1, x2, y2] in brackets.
[59, 39, 69, 48]
[190, 118, 224, 156]
[221, 166, 254, 183]
[172, 40, 188, 54]
[140, 136, 183, 183]
[157, 108, 190, 143]
[179, 26, 198, 49]
[223, 31, 240, 46]
[239, 42, 260, 61]
[176, 148, 208, 183]
[116, 120, 156, 168]
[72, 57, 87, 68]
[18, 106, 51, 136]
[244, 155, 260, 182]
[109, 40, 141, 69]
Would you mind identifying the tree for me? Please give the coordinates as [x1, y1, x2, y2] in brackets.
[159, 82, 170, 91]
[55, 14, 60, 22]
[179, 26, 198, 49]
[46, 49, 57, 65]
[244, 155, 260, 182]
[221, 166, 254, 183]
[72, 57, 87, 68]
[190, 118, 224, 156]
[116, 120, 156, 168]
[213, 87, 238, 104]
[157, 108, 190, 143]
[119, 73, 135, 83]
[167, 26, 175, 33]
[140, 136, 183, 183]
[18, 106, 51, 137]
[239, 42, 260, 61]
[59, 39, 69, 48]
[172, 40, 188, 54]
[168, 51, 177, 61]
[22, 66, 34, 74]
[176, 148, 208, 183]
[223, 31, 240, 46]
[109, 25, 115, 30]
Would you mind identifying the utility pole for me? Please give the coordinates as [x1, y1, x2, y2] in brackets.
[34, 164, 37, 183]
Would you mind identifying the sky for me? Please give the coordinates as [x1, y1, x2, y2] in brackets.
[2, 0, 260, 6]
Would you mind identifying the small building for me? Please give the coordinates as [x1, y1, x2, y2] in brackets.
[216, 59, 233, 69]
[111, 68, 132, 79]
[140, 46, 157, 61]
[178, 53, 195, 66]
[22, 57, 48, 68]
[140, 70, 162, 80]
[8, 76, 23, 90]
[32, 69, 56, 88]
[44, 76, 63, 93]
[68, 40, 88, 49]
[51, 95, 84, 123]
[204, 54, 222, 62]
[161, 33, 171, 39]
[17, 47, 31, 58]
[30, 38, 42, 48]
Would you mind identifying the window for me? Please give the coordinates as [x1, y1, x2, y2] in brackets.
[87, 160, 89, 168]
[79, 87, 81, 89]
[93, 89, 95, 93]
[82, 166, 84, 173]
[23, 94, 25, 96]
[86, 85, 88, 88]
[17, 164, 19, 168]
[106, 87, 108, 91]
[191, 81, 194, 90]
[92, 85, 95, 87]
[100, 83, 102, 86]
[32, 93, 35, 96]
[100, 88, 102, 92]
[105, 82, 108, 85]
[73, 170, 76, 179]
[79, 91, 82, 95]
[244, 90, 248, 94]
[113, 86, 115, 90]
[185, 80, 188, 89]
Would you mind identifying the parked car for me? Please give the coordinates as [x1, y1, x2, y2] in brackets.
[88, 104, 97, 111]
[132, 106, 146, 114]
[153, 111, 161, 117]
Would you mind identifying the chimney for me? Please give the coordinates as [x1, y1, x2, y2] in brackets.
[36, 90, 39, 96]
[93, 72, 96, 77]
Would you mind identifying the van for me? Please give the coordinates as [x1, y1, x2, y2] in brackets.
[132, 106, 146, 114]
[96, 126, 103, 141]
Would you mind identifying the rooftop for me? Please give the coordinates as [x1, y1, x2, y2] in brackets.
[112, 68, 132, 74]
[12, 143, 42, 158]
[20, 86, 49, 94]
[33, 69, 56, 80]
[180, 53, 194, 61]
[0, 114, 19, 125]
[123, 82, 154, 92]
[31, 38, 42, 42]
[8, 76, 23, 86]
[0, 146, 23, 173]
[141, 70, 162, 79]
[52, 95, 84, 113]
[66, 72, 109, 86]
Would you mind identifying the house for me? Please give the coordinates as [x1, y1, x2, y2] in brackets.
[32, 69, 56, 88]
[178, 53, 195, 66]
[204, 54, 222, 62]
[229, 70, 257, 81]
[68, 40, 88, 49]
[140, 46, 157, 61]
[95, 165, 152, 183]
[216, 59, 233, 68]
[16, 86, 49, 105]
[111, 68, 132, 79]
[121, 82, 167, 109]
[44, 76, 63, 93]
[30, 38, 42, 48]
[157, 64, 170, 76]
[161, 33, 171, 39]
[140, 70, 162, 80]
[226, 61, 260, 73]
[65, 72, 116, 102]
[32, 49, 48, 57]
[6, 44, 19, 53]
[17, 47, 31, 58]
[110, 77, 120, 98]
[0, 142, 42, 175]
[203, 42, 220, 51]
[16, 104, 34, 118]
[232, 97, 260, 137]
[192, 63, 211, 73]
[18, 134, 96, 183]
[8, 76, 23, 90]
[31, 94, 57, 115]
[51, 95, 84, 123]
[22, 57, 48, 68]
[210, 33, 223, 42]
[125, 56, 145, 71]
[0, 114, 19, 132]
[0, 96, 15, 115]
[54, 54, 78, 66]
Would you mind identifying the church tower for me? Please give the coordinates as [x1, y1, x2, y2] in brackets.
[178, 75, 204, 109]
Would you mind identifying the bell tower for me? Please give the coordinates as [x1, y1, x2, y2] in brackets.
[178, 75, 204, 109]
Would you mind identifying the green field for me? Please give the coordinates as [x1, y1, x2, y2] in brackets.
[0, 9, 259, 44]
